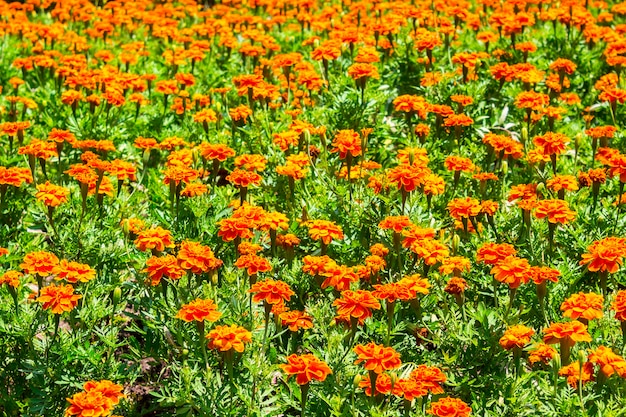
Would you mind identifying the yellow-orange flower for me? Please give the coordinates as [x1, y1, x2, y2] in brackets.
[353, 342, 401, 374]
[21, 251, 59, 276]
[36, 181, 69, 207]
[333, 290, 381, 323]
[37, 283, 81, 314]
[176, 299, 222, 322]
[560, 292, 604, 321]
[499, 324, 535, 350]
[580, 237, 626, 274]
[280, 354, 332, 385]
[134, 227, 175, 253]
[206, 324, 252, 353]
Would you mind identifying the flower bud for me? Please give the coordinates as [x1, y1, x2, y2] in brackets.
[112, 286, 122, 306]
[501, 160, 508, 175]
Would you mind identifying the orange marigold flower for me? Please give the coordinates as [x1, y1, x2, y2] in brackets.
[347, 63, 379, 80]
[533, 199, 576, 224]
[353, 342, 401, 374]
[280, 310, 313, 332]
[143, 255, 185, 286]
[372, 282, 414, 303]
[36, 181, 69, 207]
[409, 364, 446, 394]
[306, 220, 344, 245]
[176, 298, 222, 322]
[439, 256, 471, 276]
[427, 397, 471, 417]
[579, 237, 626, 274]
[235, 254, 272, 276]
[65, 390, 111, 417]
[559, 361, 595, 388]
[560, 292, 604, 321]
[198, 143, 236, 162]
[546, 175, 579, 193]
[280, 354, 332, 385]
[370, 244, 389, 257]
[499, 324, 535, 350]
[388, 163, 428, 193]
[444, 277, 468, 295]
[612, 290, 626, 321]
[331, 129, 362, 159]
[52, 260, 96, 283]
[515, 91, 550, 111]
[588, 346, 626, 378]
[320, 263, 359, 291]
[82, 379, 125, 406]
[543, 321, 592, 346]
[528, 343, 558, 364]
[217, 217, 254, 242]
[206, 324, 252, 353]
[476, 242, 517, 265]
[21, 251, 59, 276]
[226, 169, 262, 188]
[529, 266, 560, 285]
[410, 238, 449, 266]
[447, 197, 481, 220]
[397, 274, 431, 298]
[532, 132, 569, 156]
[134, 227, 175, 253]
[444, 156, 475, 173]
[378, 215, 412, 233]
[37, 283, 81, 314]
[490, 256, 531, 289]
[178, 240, 222, 274]
[0, 271, 22, 288]
[333, 290, 381, 323]
[249, 278, 294, 305]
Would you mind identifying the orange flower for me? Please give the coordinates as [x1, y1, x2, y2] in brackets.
[226, 169, 262, 188]
[331, 129, 362, 159]
[444, 156, 475, 173]
[444, 277, 468, 295]
[612, 290, 626, 321]
[588, 346, 626, 377]
[410, 238, 449, 266]
[559, 362, 595, 388]
[52, 260, 96, 283]
[499, 324, 535, 350]
[532, 132, 569, 156]
[388, 163, 428, 193]
[347, 63, 379, 80]
[543, 321, 592, 346]
[36, 181, 69, 207]
[438, 257, 471, 276]
[198, 143, 236, 162]
[447, 197, 481, 220]
[409, 365, 446, 394]
[306, 220, 344, 245]
[320, 263, 359, 291]
[0, 271, 22, 288]
[280, 354, 332, 385]
[176, 299, 222, 322]
[333, 290, 381, 323]
[353, 342, 401, 374]
[217, 218, 254, 242]
[528, 343, 558, 364]
[279, 309, 313, 332]
[476, 242, 517, 265]
[533, 199, 576, 224]
[235, 254, 272, 276]
[372, 282, 414, 303]
[177, 240, 222, 274]
[206, 324, 252, 353]
[249, 279, 294, 305]
[21, 251, 59, 276]
[427, 397, 471, 417]
[37, 283, 81, 314]
[378, 216, 412, 233]
[560, 292, 604, 321]
[134, 227, 175, 253]
[490, 256, 531, 289]
[579, 237, 626, 274]
[65, 390, 112, 417]
[143, 255, 186, 286]
[529, 266, 560, 285]
[82, 380, 125, 406]
[397, 274, 431, 298]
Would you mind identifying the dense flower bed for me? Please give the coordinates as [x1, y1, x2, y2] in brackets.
[0, 0, 626, 415]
